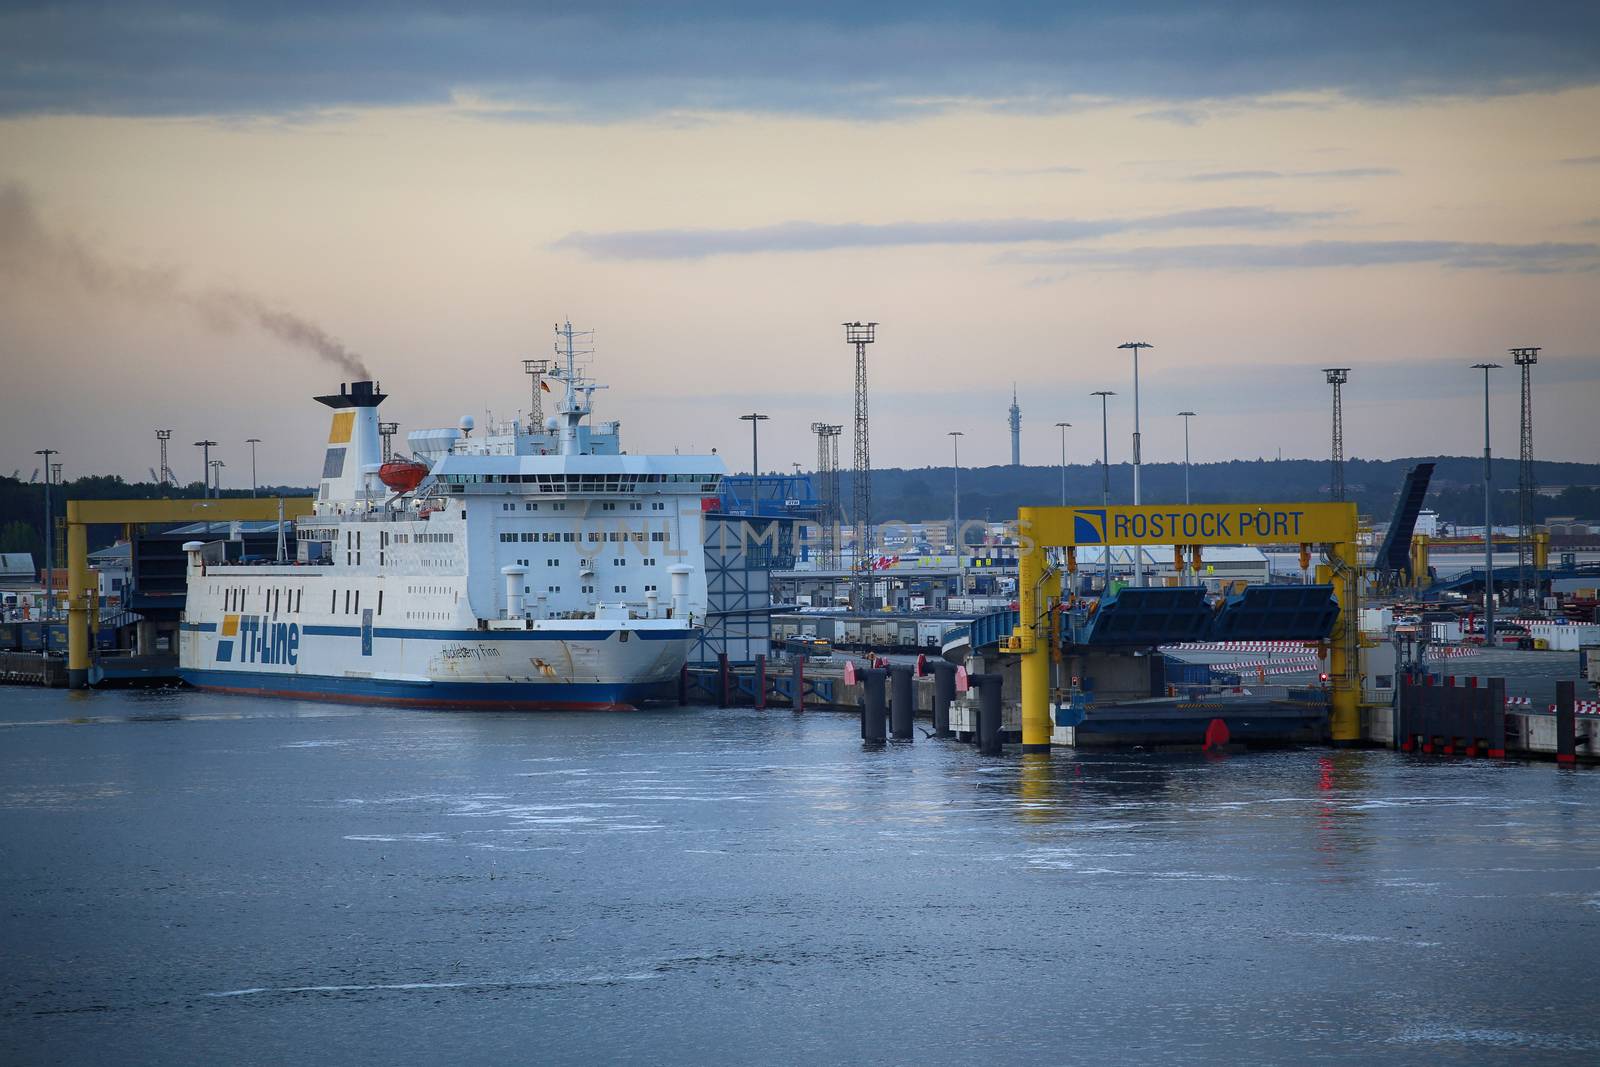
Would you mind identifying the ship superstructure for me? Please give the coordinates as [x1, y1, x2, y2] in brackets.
[178, 322, 724, 709]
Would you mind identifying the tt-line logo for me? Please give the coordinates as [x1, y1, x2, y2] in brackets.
[216, 614, 300, 666]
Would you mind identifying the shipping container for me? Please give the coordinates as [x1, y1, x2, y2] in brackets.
[18, 622, 43, 651]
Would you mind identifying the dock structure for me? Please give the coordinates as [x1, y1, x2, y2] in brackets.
[1006, 501, 1363, 752]
[59, 497, 315, 689]
[686, 651, 1597, 761]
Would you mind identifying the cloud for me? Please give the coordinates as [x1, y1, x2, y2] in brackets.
[970, 164, 1086, 177]
[553, 205, 1331, 259]
[1007, 239, 1600, 274]
[1559, 154, 1600, 165]
[1185, 167, 1399, 182]
[1, 3, 1598, 119]
[1137, 107, 1210, 126]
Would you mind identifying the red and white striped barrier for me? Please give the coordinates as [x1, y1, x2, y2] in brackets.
[1166, 641, 1317, 653]
[1504, 697, 1599, 715]
[1209, 656, 1318, 673]
[1424, 646, 1480, 660]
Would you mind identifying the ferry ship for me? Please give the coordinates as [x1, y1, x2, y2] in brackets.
[178, 323, 724, 709]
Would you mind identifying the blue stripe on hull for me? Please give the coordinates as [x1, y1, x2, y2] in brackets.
[182, 622, 697, 643]
[179, 668, 675, 710]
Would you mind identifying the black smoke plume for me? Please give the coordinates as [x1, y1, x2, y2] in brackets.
[0, 181, 370, 379]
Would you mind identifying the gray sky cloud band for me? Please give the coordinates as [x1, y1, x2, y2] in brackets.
[2, 2, 1598, 118]
[553, 206, 1331, 259]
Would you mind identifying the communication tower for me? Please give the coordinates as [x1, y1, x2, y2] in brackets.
[811, 422, 843, 569]
[1512, 347, 1540, 606]
[1323, 368, 1350, 502]
[1009, 385, 1021, 467]
[843, 322, 876, 606]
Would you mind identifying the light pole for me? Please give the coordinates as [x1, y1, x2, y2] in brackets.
[1118, 341, 1153, 586]
[1177, 411, 1196, 505]
[34, 449, 57, 626]
[209, 459, 226, 495]
[739, 413, 769, 513]
[948, 431, 964, 596]
[1054, 421, 1071, 506]
[246, 438, 261, 497]
[194, 440, 217, 498]
[1091, 391, 1115, 591]
[1472, 362, 1501, 646]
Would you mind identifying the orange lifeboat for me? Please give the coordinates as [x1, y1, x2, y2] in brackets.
[379, 459, 429, 494]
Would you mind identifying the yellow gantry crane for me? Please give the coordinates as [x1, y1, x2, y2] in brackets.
[63, 497, 314, 688]
[1008, 501, 1363, 749]
[1407, 531, 1549, 590]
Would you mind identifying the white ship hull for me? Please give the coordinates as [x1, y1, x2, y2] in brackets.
[179, 615, 695, 709]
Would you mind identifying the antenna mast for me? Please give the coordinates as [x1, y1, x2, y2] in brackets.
[523, 358, 552, 430]
[844, 322, 876, 608]
[1324, 368, 1350, 501]
[1009, 385, 1021, 467]
[1512, 347, 1540, 607]
[378, 421, 399, 462]
[811, 422, 843, 569]
[155, 430, 174, 487]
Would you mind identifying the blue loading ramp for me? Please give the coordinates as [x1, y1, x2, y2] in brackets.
[1373, 461, 1435, 580]
[1209, 584, 1340, 642]
[1079, 587, 1212, 646]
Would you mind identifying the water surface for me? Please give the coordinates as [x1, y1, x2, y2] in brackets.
[3, 686, 1598, 1064]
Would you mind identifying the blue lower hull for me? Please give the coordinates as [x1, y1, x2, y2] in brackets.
[180, 668, 675, 710]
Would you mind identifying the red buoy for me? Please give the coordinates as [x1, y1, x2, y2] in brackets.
[1202, 717, 1231, 752]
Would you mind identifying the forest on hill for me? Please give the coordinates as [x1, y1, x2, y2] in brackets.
[1, 455, 1598, 559]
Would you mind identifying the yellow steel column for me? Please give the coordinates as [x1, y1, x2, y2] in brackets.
[1533, 530, 1549, 573]
[65, 508, 91, 689]
[1410, 534, 1430, 590]
[1017, 537, 1055, 752]
[1328, 539, 1360, 744]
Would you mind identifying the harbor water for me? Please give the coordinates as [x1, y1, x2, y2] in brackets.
[4, 687, 1600, 1064]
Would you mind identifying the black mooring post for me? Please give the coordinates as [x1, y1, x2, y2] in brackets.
[1556, 679, 1577, 765]
[678, 663, 689, 707]
[1394, 681, 1410, 751]
[932, 662, 955, 739]
[975, 673, 1003, 756]
[861, 668, 887, 745]
[1487, 677, 1506, 758]
[718, 652, 730, 708]
[792, 656, 805, 711]
[890, 665, 914, 741]
[755, 654, 767, 710]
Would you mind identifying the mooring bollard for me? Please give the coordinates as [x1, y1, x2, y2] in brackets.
[861, 668, 887, 745]
[792, 656, 805, 712]
[890, 665, 914, 741]
[932, 661, 955, 739]
[1556, 679, 1578, 765]
[974, 673, 1003, 756]
[1486, 677, 1506, 758]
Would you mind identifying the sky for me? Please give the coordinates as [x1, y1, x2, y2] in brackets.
[0, 1, 1597, 488]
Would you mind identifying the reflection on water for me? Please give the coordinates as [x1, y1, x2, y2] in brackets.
[1, 684, 1597, 1065]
